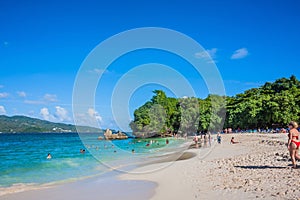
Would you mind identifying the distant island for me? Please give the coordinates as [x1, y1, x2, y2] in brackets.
[0, 115, 102, 133]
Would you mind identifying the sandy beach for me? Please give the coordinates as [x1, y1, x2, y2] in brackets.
[122, 133, 300, 200]
[3, 133, 300, 200]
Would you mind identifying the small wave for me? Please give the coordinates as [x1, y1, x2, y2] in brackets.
[0, 183, 45, 197]
[63, 160, 80, 168]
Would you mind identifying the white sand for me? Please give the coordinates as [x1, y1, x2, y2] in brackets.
[121, 133, 299, 200]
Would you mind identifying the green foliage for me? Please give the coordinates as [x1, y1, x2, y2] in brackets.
[130, 90, 226, 136]
[178, 97, 200, 134]
[225, 75, 300, 129]
[131, 75, 300, 136]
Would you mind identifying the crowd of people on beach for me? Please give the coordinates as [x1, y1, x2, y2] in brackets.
[192, 132, 241, 147]
[193, 121, 300, 169]
[192, 132, 212, 148]
[223, 127, 294, 134]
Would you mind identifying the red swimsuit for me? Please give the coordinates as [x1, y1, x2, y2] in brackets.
[291, 135, 300, 148]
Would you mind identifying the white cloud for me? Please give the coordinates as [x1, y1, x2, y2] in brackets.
[40, 107, 50, 120]
[89, 68, 107, 75]
[40, 106, 71, 122]
[43, 94, 58, 102]
[0, 106, 6, 115]
[55, 106, 71, 122]
[25, 93, 58, 105]
[17, 91, 26, 97]
[24, 100, 45, 105]
[206, 48, 218, 58]
[40, 107, 55, 121]
[0, 92, 9, 98]
[231, 48, 249, 59]
[87, 108, 102, 121]
[195, 48, 218, 63]
[88, 68, 113, 76]
[195, 48, 218, 59]
[74, 108, 103, 128]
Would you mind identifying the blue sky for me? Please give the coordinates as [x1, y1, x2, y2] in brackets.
[0, 0, 299, 130]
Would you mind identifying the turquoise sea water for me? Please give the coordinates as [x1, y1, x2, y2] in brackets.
[0, 133, 187, 191]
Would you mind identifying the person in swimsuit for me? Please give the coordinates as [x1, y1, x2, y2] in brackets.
[287, 121, 300, 169]
[47, 153, 52, 160]
[193, 134, 198, 145]
[230, 137, 240, 144]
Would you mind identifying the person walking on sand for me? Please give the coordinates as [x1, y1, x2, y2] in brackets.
[217, 133, 221, 144]
[287, 121, 300, 169]
[193, 134, 198, 144]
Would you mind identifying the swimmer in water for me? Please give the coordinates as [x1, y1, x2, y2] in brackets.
[47, 153, 52, 159]
[80, 149, 86, 153]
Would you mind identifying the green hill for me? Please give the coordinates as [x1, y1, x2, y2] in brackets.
[0, 115, 102, 133]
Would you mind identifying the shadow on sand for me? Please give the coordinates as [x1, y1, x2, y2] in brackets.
[140, 151, 197, 167]
[234, 165, 287, 169]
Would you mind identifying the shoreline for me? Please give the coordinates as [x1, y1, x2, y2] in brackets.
[1, 137, 193, 200]
[3, 133, 298, 199]
[0, 135, 188, 197]
[2, 170, 157, 200]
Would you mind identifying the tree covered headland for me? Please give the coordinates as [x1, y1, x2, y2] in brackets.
[130, 76, 300, 137]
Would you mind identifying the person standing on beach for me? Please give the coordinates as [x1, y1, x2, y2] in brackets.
[193, 134, 198, 144]
[217, 133, 221, 144]
[287, 121, 300, 169]
[208, 131, 211, 146]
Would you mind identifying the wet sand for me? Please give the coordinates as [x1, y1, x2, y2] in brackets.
[2, 170, 156, 200]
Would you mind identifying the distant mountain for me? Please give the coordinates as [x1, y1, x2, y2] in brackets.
[0, 115, 102, 133]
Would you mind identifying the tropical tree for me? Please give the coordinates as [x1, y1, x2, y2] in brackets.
[130, 75, 300, 137]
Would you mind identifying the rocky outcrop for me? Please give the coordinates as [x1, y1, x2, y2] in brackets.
[104, 129, 128, 140]
[97, 136, 104, 140]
